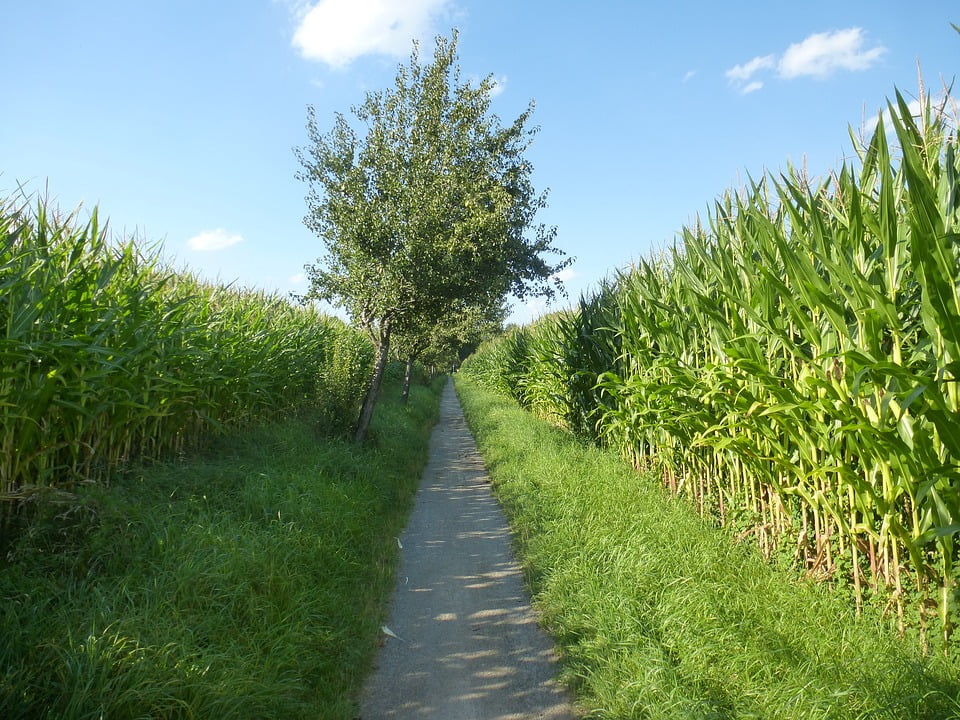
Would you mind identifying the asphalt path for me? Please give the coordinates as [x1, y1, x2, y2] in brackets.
[359, 379, 575, 719]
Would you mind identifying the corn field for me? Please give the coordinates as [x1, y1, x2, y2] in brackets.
[461, 92, 960, 656]
[0, 193, 372, 522]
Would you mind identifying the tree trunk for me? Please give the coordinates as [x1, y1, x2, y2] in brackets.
[401, 355, 415, 404]
[354, 320, 392, 445]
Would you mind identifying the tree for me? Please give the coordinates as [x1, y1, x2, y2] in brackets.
[392, 297, 507, 403]
[296, 31, 570, 443]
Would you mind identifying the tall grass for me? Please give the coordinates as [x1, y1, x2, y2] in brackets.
[455, 375, 960, 719]
[461, 92, 960, 654]
[0, 192, 372, 524]
[0, 375, 443, 719]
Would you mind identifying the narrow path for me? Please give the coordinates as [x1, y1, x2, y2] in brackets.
[359, 380, 575, 720]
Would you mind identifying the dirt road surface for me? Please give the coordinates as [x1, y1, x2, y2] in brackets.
[359, 380, 575, 719]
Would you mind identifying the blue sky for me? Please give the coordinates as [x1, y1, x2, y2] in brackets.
[3, 1, 957, 323]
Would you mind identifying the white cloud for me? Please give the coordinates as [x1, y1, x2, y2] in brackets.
[779, 28, 885, 79]
[274, 0, 313, 19]
[524, 296, 548, 321]
[725, 28, 885, 94]
[187, 228, 243, 252]
[468, 73, 507, 98]
[725, 54, 776, 83]
[683, 69, 697, 82]
[551, 267, 577, 283]
[862, 98, 921, 137]
[289, 272, 307, 284]
[292, 0, 452, 68]
[861, 96, 957, 139]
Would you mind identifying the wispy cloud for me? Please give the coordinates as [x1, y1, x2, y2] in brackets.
[726, 28, 885, 94]
[780, 28, 886, 78]
[551, 267, 577, 283]
[861, 95, 958, 139]
[524, 296, 548, 321]
[288, 272, 307, 285]
[470, 73, 507, 97]
[683, 69, 697, 82]
[187, 228, 243, 252]
[725, 54, 775, 94]
[726, 54, 776, 83]
[291, 0, 452, 68]
[862, 98, 922, 137]
[273, 0, 313, 20]
[488, 74, 507, 97]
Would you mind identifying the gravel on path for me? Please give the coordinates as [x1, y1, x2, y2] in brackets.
[358, 379, 576, 720]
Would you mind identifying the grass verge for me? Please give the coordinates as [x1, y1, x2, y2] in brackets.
[0, 376, 443, 719]
[454, 375, 960, 720]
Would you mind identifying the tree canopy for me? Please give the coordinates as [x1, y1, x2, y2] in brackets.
[296, 31, 570, 442]
[392, 296, 507, 403]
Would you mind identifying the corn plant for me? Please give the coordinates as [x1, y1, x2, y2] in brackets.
[0, 193, 372, 528]
[462, 90, 960, 655]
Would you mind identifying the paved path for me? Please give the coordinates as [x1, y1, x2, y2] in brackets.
[359, 380, 575, 720]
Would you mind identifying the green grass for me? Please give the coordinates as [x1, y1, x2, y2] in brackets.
[455, 375, 960, 720]
[0, 376, 443, 719]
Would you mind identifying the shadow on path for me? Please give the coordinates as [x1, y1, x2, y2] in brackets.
[359, 380, 575, 720]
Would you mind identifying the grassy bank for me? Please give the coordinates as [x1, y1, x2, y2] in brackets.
[0, 376, 443, 719]
[455, 375, 960, 719]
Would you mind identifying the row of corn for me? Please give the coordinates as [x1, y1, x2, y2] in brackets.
[1, 193, 372, 518]
[461, 93, 960, 655]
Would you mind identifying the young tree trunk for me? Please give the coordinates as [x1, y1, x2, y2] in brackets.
[354, 321, 392, 445]
[401, 355, 416, 405]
